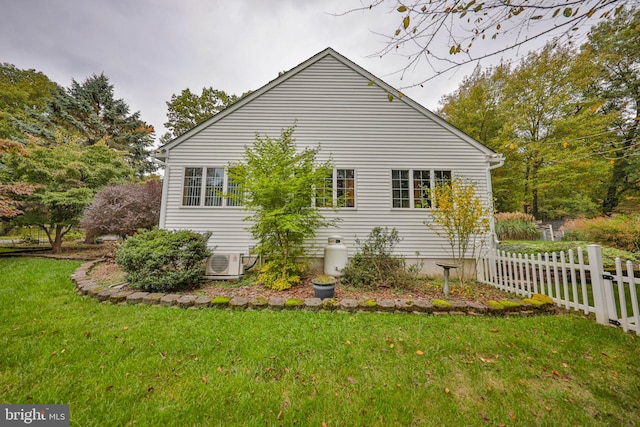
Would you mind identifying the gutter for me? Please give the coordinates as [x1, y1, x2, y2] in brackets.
[487, 153, 505, 170]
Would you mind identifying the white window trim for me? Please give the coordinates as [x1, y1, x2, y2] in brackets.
[390, 169, 453, 209]
[317, 168, 357, 209]
[180, 166, 242, 208]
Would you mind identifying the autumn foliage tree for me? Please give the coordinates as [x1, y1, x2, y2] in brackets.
[2, 140, 134, 252]
[160, 87, 250, 144]
[0, 63, 57, 141]
[425, 178, 490, 281]
[80, 179, 162, 241]
[439, 11, 639, 218]
[0, 139, 40, 219]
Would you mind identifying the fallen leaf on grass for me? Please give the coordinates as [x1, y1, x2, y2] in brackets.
[445, 387, 450, 393]
[416, 350, 424, 355]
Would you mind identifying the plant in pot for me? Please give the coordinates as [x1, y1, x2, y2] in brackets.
[311, 274, 337, 299]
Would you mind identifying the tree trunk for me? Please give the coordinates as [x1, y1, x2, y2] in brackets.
[51, 224, 65, 254]
[601, 155, 629, 215]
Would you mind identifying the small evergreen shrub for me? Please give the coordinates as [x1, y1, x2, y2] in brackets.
[116, 228, 211, 293]
[341, 227, 420, 289]
[257, 259, 305, 291]
[494, 212, 541, 240]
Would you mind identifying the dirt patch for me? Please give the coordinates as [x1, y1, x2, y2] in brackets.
[25, 241, 118, 260]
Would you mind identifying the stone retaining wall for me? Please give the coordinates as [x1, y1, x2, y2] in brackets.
[71, 260, 557, 316]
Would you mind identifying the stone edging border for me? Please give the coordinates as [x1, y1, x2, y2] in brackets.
[71, 260, 558, 316]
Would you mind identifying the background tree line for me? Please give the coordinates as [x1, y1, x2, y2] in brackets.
[438, 8, 640, 219]
[0, 7, 637, 253]
[0, 62, 245, 252]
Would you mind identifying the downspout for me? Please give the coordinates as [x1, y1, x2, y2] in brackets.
[485, 154, 505, 248]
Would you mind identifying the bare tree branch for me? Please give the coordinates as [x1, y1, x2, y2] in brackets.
[336, 0, 637, 86]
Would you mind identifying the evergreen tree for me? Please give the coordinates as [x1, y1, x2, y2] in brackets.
[18, 74, 155, 176]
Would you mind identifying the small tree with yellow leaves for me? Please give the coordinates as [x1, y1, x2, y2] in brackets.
[425, 178, 490, 281]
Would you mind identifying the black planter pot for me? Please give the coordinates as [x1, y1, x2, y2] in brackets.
[312, 278, 336, 299]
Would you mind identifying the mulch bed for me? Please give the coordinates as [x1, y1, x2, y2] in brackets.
[88, 260, 517, 304]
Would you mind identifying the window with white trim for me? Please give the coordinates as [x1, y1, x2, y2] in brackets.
[391, 169, 451, 208]
[182, 167, 242, 207]
[316, 168, 355, 208]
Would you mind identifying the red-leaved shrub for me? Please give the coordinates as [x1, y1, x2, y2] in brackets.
[81, 180, 162, 240]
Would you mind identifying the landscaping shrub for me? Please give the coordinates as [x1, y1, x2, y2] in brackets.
[257, 259, 305, 291]
[494, 212, 540, 240]
[563, 215, 640, 252]
[81, 180, 162, 241]
[116, 228, 211, 292]
[341, 227, 420, 289]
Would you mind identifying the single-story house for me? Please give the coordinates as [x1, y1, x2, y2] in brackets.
[154, 47, 503, 277]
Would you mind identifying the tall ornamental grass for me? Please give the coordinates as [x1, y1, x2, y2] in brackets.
[495, 212, 540, 240]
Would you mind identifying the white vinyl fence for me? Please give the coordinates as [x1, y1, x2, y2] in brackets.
[479, 244, 640, 335]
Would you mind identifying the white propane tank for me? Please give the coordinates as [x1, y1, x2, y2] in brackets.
[324, 235, 348, 277]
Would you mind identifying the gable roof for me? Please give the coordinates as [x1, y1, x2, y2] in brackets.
[155, 47, 497, 159]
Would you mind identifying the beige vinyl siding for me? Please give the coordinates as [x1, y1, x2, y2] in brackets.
[160, 53, 494, 259]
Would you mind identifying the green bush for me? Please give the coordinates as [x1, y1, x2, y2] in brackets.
[116, 228, 211, 292]
[341, 227, 419, 289]
[257, 259, 305, 291]
[494, 212, 540, 240]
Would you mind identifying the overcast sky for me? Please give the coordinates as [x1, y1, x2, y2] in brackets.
[2, 0, 557, 143]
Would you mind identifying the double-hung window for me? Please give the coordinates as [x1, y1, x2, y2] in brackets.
[182, 167, 242, 207]
[316, 168, 355, 208]
[392, 169, 451, 208]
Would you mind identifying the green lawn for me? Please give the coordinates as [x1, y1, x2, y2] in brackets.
[1, 258, 639, 426]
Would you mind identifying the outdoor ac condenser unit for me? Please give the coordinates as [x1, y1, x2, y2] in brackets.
[205, 253, 244, 278]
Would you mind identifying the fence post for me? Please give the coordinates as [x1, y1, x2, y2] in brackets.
[588, 244, 609, 325]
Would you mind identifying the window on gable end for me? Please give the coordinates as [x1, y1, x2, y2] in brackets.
[181, 167, 242, 207]
[316, 168, 356, 208]
[336, 169, 355, 208]
[204, 167, 224, 206]
[183, 167, 203, 206]
[392, 169, 452, 208]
